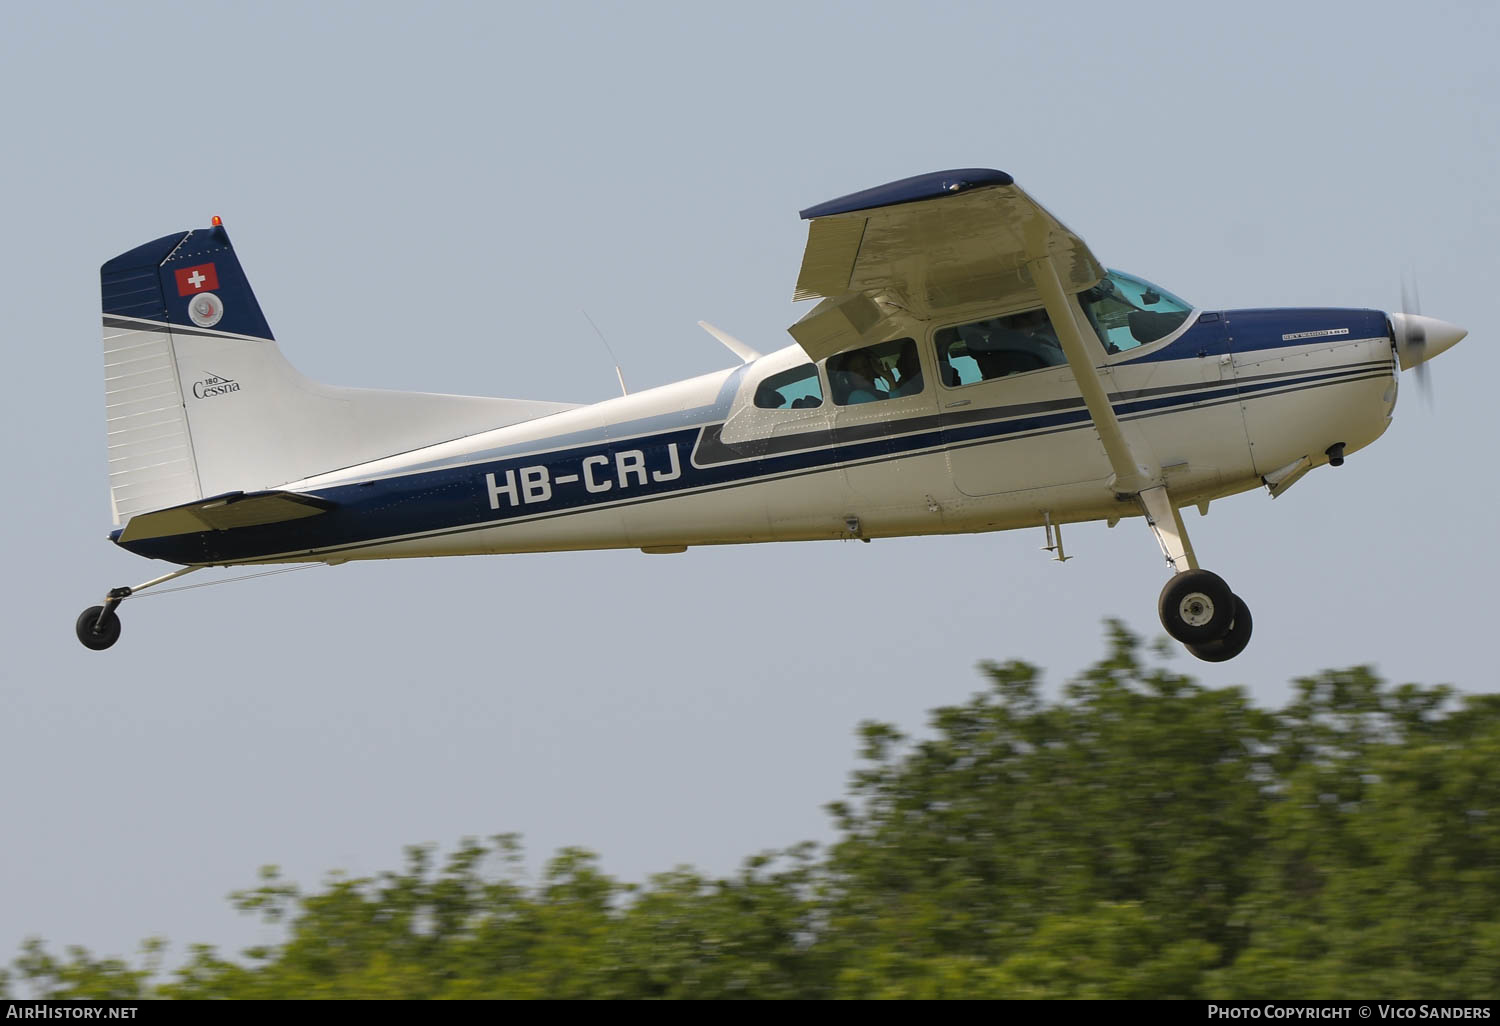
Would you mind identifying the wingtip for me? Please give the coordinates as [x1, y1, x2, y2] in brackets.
[799, 168, 1014, 220]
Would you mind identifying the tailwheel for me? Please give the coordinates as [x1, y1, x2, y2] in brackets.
[1187, 595, 1253, 663]
[73, 567, 202, 652]
[1157, 568, 1235, 644]
[76, 605, 122, 651]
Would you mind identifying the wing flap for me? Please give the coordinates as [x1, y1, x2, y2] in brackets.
[787, 292, 889, 364]
[117, 489, 334, 543]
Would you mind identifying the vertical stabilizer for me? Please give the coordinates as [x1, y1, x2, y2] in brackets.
[99, 224, 578, 526]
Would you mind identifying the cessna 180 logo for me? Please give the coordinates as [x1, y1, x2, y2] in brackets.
[192, 373, 241, 400]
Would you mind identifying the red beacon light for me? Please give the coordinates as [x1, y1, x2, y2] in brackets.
[211, 215, 222, 227]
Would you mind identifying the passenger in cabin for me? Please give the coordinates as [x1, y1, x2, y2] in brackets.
[889, 347, 924, 397]
[834, 350, 884, 404]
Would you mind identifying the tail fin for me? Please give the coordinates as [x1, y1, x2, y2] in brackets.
[100, 223, 576, 525]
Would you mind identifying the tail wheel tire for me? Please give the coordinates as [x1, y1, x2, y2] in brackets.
[1158, 569, 1235, 644]
[76, 606, 121, 651]
[1187, 595, 1253, 663]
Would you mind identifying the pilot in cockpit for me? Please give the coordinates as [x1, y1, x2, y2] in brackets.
[967, 309, 1062, 378]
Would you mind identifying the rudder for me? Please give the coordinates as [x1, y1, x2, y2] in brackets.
[101, 230, 209, 522]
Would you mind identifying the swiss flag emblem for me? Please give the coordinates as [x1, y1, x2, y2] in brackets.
[175, 263, 220, 296]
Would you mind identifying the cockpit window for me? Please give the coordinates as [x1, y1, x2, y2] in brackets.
[754, 363, 823, 409]
[827, 337, 920, 405]
[1078, 270, 1193, 354]
[935, 308, 1066, 387]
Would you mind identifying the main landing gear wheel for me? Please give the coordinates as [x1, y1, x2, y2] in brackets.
[1186, 595, 1253, 663]
[1158, 569, 1235, 644]
[76, 605, 122, 651]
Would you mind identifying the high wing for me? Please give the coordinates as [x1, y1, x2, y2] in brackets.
[789, 168, 1106, 362]
[790, 168, 1156, 497]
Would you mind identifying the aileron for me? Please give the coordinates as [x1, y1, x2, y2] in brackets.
[793, 217, 867, 302]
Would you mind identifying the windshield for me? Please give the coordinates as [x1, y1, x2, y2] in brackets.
[1078, 270, 1193, 354]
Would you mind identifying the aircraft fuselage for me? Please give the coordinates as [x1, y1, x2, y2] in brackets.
[114, 304, 1396, 567]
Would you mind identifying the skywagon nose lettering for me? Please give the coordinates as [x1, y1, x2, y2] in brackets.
[485, 442, 684, 510]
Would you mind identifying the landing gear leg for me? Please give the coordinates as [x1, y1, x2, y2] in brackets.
[75, 566, 201, 651]
[1138, 486, 1250, 661]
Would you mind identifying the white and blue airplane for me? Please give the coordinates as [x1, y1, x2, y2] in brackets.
[81, 169, 1466, 659]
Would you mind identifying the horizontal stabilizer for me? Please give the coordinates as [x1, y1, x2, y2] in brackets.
[697, 320, 762, 363]
[117, 490, 335, 543]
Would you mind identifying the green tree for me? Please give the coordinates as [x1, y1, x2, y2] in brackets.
[821, 622, 1273, 989]
[1212, 673, 1500, 997]
[13, 623, 1500, 999]
[12, 937, 163, 1000]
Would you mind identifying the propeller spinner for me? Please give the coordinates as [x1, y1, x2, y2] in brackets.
[1389, 281, 1466, 398]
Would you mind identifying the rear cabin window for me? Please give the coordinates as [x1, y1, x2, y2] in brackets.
[827, 337, 922, 406]
[753, 364, 824, 409]
[934, 308, 1066, 387]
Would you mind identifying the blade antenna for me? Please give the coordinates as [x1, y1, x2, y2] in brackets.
[582, 309, 628, 397]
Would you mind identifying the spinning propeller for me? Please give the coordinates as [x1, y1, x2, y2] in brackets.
[1402, 278, 1430, 401]
[1388, 276, 1466, 401]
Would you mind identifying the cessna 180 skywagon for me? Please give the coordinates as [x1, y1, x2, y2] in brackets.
[81, 169, 1467, 659]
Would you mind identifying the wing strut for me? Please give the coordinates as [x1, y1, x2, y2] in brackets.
[1030, 254, 1192, 571]
[1027, 253, 1157, 497]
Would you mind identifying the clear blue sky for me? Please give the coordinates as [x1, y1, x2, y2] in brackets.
[2, 0, 1496, 972]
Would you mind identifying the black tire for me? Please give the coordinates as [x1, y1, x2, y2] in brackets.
[1187, 595, 1253, 663]
[1158, 569, 1234, 643]
[76, 606, 121, 651]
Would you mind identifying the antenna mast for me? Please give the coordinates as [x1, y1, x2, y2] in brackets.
[582, 309, 628, 397]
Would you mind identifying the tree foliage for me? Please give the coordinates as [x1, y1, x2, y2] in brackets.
[12, 623, 1500, 999]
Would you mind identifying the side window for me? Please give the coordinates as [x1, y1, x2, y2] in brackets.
[934, 308, 1066, 387]
[754, 363, 823, 410]
[827, 337, 922, 406]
